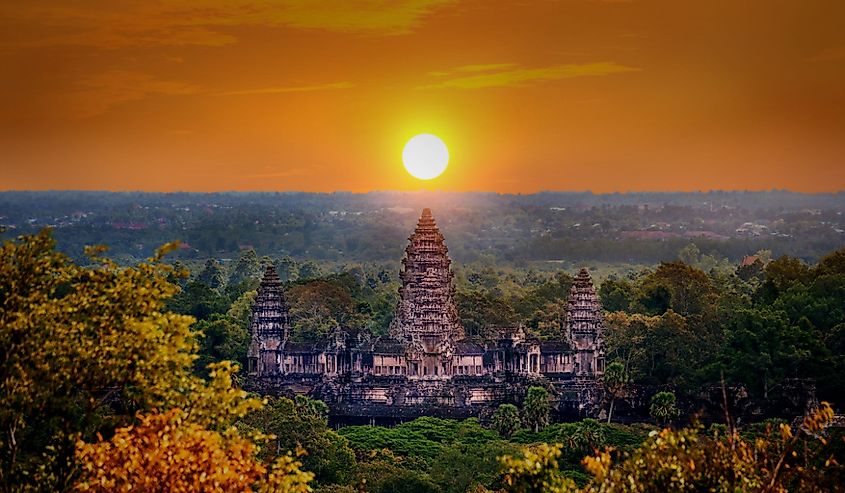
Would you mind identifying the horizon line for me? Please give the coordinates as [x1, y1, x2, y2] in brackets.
[1, 188, 844, 196]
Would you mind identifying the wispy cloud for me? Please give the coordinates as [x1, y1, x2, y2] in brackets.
[418, 62, 640, 89]
[0, 1, 454, 49]
[263, 0, 454, 35]
[454, 63, 518, 73]
[63, 70, 200, 118]
[246, 168, 310, 179]
[809, 46, 845, 63]
[216, 81, 353, 96]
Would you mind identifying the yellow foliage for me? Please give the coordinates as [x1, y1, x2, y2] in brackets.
[500, 443, 577, 493]
[75, 409, 313, 492]
[0, 231, 300, 490]
[500, 403, 838, 493]
[579, 402, 837, 493]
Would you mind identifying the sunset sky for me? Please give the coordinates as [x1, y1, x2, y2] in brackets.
[2, 1, 844, 193]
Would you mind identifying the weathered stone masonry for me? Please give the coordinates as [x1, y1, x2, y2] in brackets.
[246, 208, 606, 420]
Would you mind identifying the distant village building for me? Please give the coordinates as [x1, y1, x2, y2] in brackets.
[739, 255, 761, 268]
[246, 209, 606, 420]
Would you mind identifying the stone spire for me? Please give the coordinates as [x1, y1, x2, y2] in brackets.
[566, 268, 603, 335]
[566, 268, 604, 375]
[250, 265, 291, 342]
[390, 208, 464, 347]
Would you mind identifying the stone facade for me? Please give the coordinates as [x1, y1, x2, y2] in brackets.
[246, 209, 606, 420]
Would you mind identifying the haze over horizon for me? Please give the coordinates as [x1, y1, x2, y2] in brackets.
[2, 1, 845, 193]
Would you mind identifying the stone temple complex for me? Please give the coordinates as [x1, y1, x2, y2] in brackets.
[246, 208, 605, 421]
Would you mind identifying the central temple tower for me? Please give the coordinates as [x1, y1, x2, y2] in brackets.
[390, 208, 464, 379]
[565, 268, 605, 376]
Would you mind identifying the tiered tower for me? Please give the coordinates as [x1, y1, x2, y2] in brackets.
[565, 268, 605, 376]
[247, 265, 291, 375]
[390, 208, 464, 378]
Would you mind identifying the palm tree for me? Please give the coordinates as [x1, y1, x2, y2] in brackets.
[491, 403, 522, 437]
[603, 361, 629, 424]
[522, 386, 551, 433]
[649, 391, 680, 426]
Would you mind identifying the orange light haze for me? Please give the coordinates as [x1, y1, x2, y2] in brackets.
[1, 1, 844, 193]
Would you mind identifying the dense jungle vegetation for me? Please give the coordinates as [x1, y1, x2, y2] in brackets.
[2, 190, 845, 491]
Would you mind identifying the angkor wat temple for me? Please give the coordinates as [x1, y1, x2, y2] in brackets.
[246, 208, 606, 421]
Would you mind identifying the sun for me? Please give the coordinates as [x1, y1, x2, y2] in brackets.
[402, 134, 449, 180]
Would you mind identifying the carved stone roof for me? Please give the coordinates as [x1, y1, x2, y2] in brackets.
[565, 268, 603, 335]
[371, 337, 407, 355]
[389, 208, 464, 345]
[284, 341, 316, 353]
[540, 340, 573, 353]
[250, 265, 291, 340]
[454, 341, 485, 355]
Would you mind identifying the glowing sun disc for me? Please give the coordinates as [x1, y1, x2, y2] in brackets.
[402, 134, 449, 180]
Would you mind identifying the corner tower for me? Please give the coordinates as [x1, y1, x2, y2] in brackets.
[390, 208, 464, 378]
[247, 264, 291, 376]
[565, 268, 605, 376]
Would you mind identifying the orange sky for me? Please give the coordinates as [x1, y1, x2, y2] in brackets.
[1, 0, 844, 193]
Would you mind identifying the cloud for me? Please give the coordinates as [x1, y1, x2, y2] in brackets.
[809, 46, 845, 63]
[0, 1, 454, 49]
[216, 81, 353, 96]
[62, 70, 200, 118]
[454, 63, 518, 73]
[246, 167, 310, 178]
[61, 74, 350, 117]
[258, 0, 455, 35]
[418, 62, 641, 89]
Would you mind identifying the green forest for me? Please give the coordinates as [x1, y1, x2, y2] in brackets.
[2, 226, 845, 491]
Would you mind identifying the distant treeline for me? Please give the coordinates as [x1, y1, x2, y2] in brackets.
[1, 190, 843, 264]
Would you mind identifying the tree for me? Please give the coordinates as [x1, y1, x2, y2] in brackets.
[0, 231, 293, 491]
[430, 441, 519, 493]
[353, 450, 439, 493]
[298, 261, 323, 280]
[527, 300, 568, 341]
[75, 409, 313, 492]
[602, 361, 628, 424]
[197, 258, 226, 289]
[649, 392, 680, 425]
[759, 255, 811, 302]
[638, 262, 716, 316]
[166, 280, 230, 320]
[499, 443, 576, 493]
[288, 279, 367, 341]
[457, 291, 517, 339]
[229, 249, 262, 287]
[598, 278, 636, 312]
[498, 404, 842, 492]
[228, 289, 258, 326]
[566, 419, 607, 453]
[194, 314, 250, 370]
[581, 403, 840, 492]
[240, 396, 356, 485]
[522, 387, 551, 433]
[275, 256, 299, 282]
[603, 311, 702, 389]
[815, 247, 845, 277]
[491, 404, 522, 438]
[719, 307, 824, 401]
